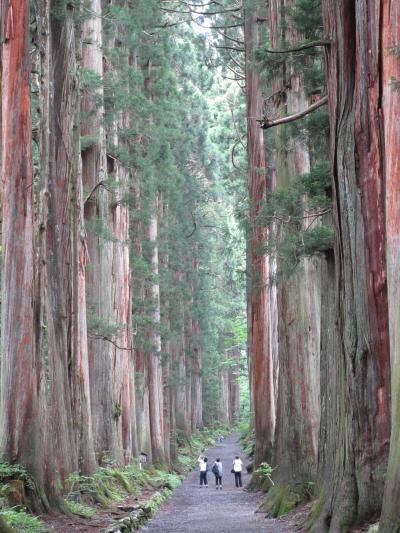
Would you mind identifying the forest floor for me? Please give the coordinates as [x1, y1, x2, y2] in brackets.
[141, 433, 300, 532]
[39, 434, 376, 532]
[140, 434, 377, 533]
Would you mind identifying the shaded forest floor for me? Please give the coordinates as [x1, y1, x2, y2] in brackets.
[140, 434, 378, 533]
[29, 434, 378, 532]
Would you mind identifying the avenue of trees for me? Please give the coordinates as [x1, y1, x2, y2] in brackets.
[0, 0, 246, 511]
[1, 1, 400, 532]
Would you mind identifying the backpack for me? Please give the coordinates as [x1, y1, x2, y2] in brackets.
[212, 463, 219, 475]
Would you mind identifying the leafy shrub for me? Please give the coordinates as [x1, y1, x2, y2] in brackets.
[64, 500, 96, 518]
[255, 462, 275, 486]
[0, 508, 48, 533]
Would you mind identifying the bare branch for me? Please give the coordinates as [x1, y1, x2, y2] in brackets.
[215, 28, 244, 44]
[84, 180, 115, 204]
[226, 64, 245, 79]
[259, 95, 328, 129]
[186, 210, 197, 238]
[231, 138, 244, 169]
[89, 334, 132, 351]
[214, 45, 245, 52]
[261, 39, 331, 54]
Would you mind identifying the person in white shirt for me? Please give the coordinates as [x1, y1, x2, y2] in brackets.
[198, 455, 209, 487]
[232, 455, 243, 488]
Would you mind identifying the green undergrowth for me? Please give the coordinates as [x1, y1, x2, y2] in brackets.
[176, 425, 231, 472]
[66, 463, 183, 509]
[238, 420, 255, 461]
[258, 482, 316, 518]
[0, 508, 48, 533]
[0, 426, 230, 531]
[0, 463, 48, 533]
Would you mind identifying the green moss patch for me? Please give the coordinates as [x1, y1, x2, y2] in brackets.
[258, 482, 315, 518]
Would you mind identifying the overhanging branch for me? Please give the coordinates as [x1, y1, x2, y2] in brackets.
[262, 39, 331, 54]
[258, 95, 328, 129]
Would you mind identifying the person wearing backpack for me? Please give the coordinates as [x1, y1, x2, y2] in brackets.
[212, 458, 223, 489]
[198, 455, 209, 488]
[232, 455, 243, 488]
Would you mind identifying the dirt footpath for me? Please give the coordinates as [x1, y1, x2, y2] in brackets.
[141, 434, 295, 533]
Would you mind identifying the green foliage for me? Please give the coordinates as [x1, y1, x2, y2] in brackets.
[86, 311, 121, 340]
[290, 0, 323, 39]
[85, 215, 118, 243]
[259, 482, 316, 517]
[64, 500, 96, 518]
[80, 135, 99, 151]
[0, 508, 48, 533]
[255, 462, 275, 486]
[0, 463, 32, 488]
[239, 421, 255, 458]
[302, 225, 335, 255]
[113, 402, 122, 420]
[257, 161, 333, 278]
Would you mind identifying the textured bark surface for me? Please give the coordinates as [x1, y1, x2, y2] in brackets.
[312, 2, 391, 529]
[228, 346, 241, 425]
[147, 199, 166, 465]
[82, 0, 125, 464]
[220, 346, 241, 426]
[190, 248, 203, 431]
[46, 4, 88, 479]
[267, 0, 321, 491]
[380, 2, 400, 531]
[0, 0, 46, 500]
[245, 5, 275, 467]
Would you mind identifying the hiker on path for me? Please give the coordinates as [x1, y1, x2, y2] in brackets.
[198, 455, 209, 487]
[212, 457, 223, 489]
[232, 455, 243, 488]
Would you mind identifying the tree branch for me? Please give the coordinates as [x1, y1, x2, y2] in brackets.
[84, 180, 115, 204]
[258, 95, 328, 129]
[215, 29, 244, 45]
[261, 39, 331, 54]
[186, 210, 197, 238]
[215, 45, 245, 52]
[89, 334, 132, 351]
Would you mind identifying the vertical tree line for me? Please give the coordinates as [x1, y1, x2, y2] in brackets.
[0, 0, 247, 508]
[214, 0, 399, 530]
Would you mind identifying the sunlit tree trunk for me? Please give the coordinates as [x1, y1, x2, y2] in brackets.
[228, 346, 241, 425]
[46, 2, 98, 480]
[174, 275, 190, 437]
[263, 0, 321, 510]
[190, 248, 203, 431]
[81, 0, 124, 464]
[132, 181, 151, 458]
[147, 195, 166, 464]
[0, 0, 48, 506]
[244, 4, 275, 467]
[219, 349, 231, 426]
[380, 2, 400, 531]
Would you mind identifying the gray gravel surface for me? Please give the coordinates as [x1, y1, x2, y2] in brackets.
[141, 434, 294, 532]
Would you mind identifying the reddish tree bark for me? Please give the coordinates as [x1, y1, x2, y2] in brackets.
[82, 0, 131, 464]
[0, 0, 47, 505]
[380, 2, 400, 531]
[244, 6, 275, 467]
[263, 0, 321, 511]
[311, 2, 391, 529]
[45, 2, 98, 480]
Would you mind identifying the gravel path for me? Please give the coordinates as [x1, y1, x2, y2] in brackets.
[141, 434, 294, 532]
